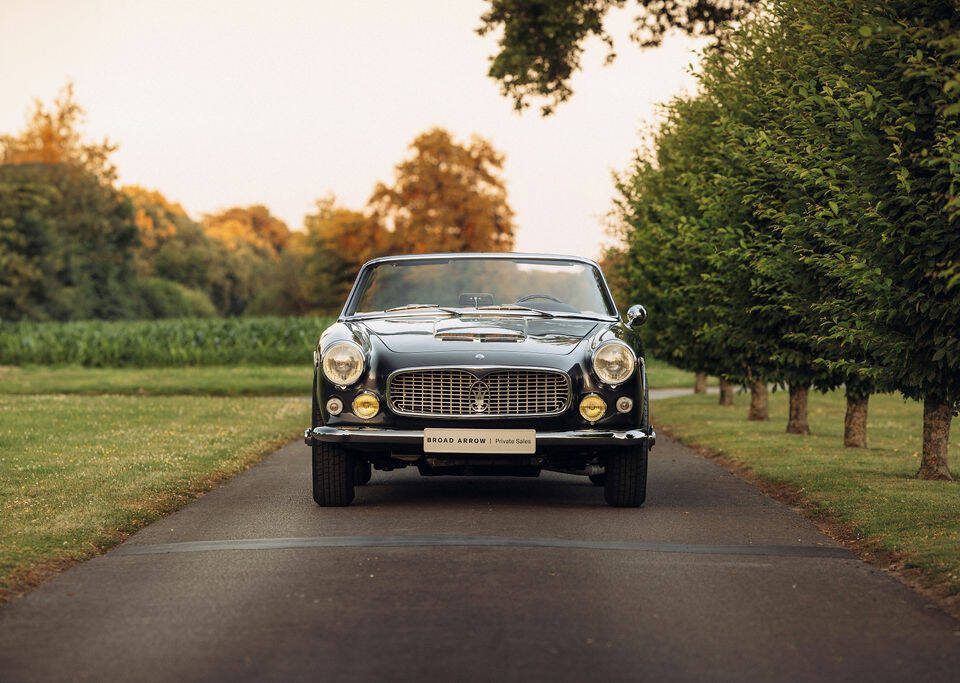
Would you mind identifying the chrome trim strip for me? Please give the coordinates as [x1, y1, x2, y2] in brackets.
[340, 252, 620, 320]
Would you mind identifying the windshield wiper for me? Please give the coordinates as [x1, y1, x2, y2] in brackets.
[384, 304, 461, 316]
[477, 304, 555, 318]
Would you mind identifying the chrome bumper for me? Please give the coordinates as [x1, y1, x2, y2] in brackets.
[304, 426, 655, 448]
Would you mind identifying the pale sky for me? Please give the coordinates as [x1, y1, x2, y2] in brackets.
[0, 0, 704, 259]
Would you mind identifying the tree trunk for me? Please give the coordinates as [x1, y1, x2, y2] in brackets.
[843, 391, 869, 448]
[748, 379, 769, 421]
[718, 379, 734, 406]
[786, 384, 810, 435]
[917, 401, 953, 481]
[694, 372, 707, 394]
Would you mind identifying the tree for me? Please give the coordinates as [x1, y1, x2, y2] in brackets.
[202, 205, 291, 256]
[477, 0, 757, 114]
[0, 82, 117, 183]
[122, 186, 221, 317]
[614, 0, 960, 472]
[369, 128, 516, 253]
[0, 181, 60, 320]
[785, 0, 960, 478]
[0, 163, 140, 320]
[614, 98, 736, 396]
[123, 186, 186, 252]
[709, 0, 959, 470]
[301, 196, 390, 313]
[0, 85, 150, 320]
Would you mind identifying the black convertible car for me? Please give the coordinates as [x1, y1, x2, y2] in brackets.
[304, 253, 655, 507]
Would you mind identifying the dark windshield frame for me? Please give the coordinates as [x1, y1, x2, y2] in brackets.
[341, 253, 619, 320]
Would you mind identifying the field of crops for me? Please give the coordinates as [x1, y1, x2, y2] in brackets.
[0, 317, 336, 367]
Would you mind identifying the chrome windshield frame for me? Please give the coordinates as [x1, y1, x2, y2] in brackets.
[340, 253, 620, 321]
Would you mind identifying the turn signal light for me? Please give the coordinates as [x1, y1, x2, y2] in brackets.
[352, 392, 380, 419]
[579, 394, 606, 422]
[326, 397, 344, 415]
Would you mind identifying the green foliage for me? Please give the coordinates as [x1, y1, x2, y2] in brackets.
[128, 190, 291, 318]
[0, 163, 141, 321]
[615, 0, 960, 407]
[0, 89, 296, 322]
[0, 316, 335, 367]
[133, 277, 217, 319]
[615, 96, 741, 380]
[0, 181, 60, 320]
[477, 0, 757, 114]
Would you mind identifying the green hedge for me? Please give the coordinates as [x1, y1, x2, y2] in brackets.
[0, 316, 336, 367]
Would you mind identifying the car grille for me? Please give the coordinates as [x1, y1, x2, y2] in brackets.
[388, 369, 570, 417]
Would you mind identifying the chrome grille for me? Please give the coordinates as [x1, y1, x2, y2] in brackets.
[388, 369, 570, 417]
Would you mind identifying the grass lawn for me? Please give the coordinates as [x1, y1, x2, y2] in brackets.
[0, 365, 314, 396]
[2, 359, 704, 394]
[653, 390, 960, 596]
[0, 394, 306, 599]
[644, 358, 711, 389]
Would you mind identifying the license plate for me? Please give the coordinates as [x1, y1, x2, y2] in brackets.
[423, 428, 536, 454]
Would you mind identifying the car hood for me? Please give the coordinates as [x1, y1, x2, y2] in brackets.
[356, 316, 601, 356]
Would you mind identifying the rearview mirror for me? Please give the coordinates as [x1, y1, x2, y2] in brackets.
[626, 304, 647, 328]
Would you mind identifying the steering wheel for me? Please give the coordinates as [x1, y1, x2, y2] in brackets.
[515, 294, 564, 304]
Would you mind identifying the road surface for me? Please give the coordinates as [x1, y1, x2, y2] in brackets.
[1, 434, 957, 681]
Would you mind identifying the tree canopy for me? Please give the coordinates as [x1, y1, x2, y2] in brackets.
[610, 0, 960, 477]
[477, 0, 757, 114]
[369, 128, 516, 253]
[0, 83, 117, 183]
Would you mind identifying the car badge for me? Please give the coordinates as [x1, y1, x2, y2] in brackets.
[475, 353, 484, 360]
[469, 380, 489, 413]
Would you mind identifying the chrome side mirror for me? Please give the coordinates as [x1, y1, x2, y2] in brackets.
[626, 304, 647, 328]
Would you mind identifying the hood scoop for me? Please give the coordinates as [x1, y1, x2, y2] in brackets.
[434, 318, 526, 343]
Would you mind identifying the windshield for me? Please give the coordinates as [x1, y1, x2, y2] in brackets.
[347, 257, 616, 317]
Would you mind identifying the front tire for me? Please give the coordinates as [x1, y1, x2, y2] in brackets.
[312, 442, 355, 506]
[603, 444, 648, 507]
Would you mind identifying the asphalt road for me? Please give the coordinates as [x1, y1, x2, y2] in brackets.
[2, 435, 958, 682]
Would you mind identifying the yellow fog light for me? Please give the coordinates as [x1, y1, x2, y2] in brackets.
[579, 394, 606, 422]
[352, 392, 380, 419]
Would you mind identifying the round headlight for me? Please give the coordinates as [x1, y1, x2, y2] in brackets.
[322, 342, 364, 386]
[592, 341, 636, 385]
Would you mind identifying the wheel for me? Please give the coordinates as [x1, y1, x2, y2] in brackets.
[312, 441, 355, 506]
[603, 444, 648, 507]
[355, 459, 372, 485]
[589, 473, 606, 486]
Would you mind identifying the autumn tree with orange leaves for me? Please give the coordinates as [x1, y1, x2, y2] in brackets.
[0, 83, 117, 183]
[299, 196, 390, 313]
[369, 128, 516, 254]
[201, 205, 291, 255]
